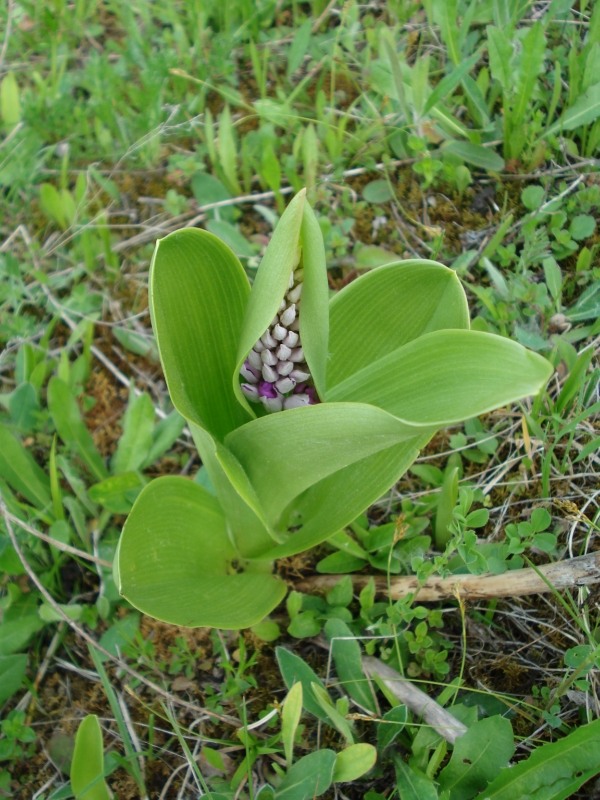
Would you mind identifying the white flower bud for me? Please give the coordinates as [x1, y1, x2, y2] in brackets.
[290, 369, 310, 382]
[241, 383, 260, 401]
[288, 272, 295, 289]
[261, 349, 278, 366]
[280, 304, 296, 327]
[247, 350, 262, 370]
[277, 360, 294, 376]
[284, 393, 311, 409]
[276, 344, 292, 360]
[272, 323, 288, 341]
[261, 331, 277, 348]
[253, 339, 265, 352]
[289, 317, 300, 332]
[287, 282, 303, 304]
[240, 363, 259, 383]
[289, 347, 304, 362]
[262, 394, 283, 412]
[276, 376, 296, 394]
[282, 330, 299, 347]
[262, 364, 278, 382]
[293, 268, 304, 282]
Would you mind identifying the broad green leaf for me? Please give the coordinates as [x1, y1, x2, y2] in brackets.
[192, 423, 277, 556]
[150, 229, 252, 440]
[327, 260, 469, 388]
[281, 682, 303, 766]
[0, 71, 21, 127]
[47, 377, 108, 481]
[236, 191, 305, 379]
[483, 718, 600, 799]
[311, 683, 355, 744]
[226, 403, 433, 529]
[0, 654, 27, 704]
[0, 616, 44, 655]
[70, 715, 111, 800]
[333, 744, 377, 783]
[0, 422, 51, 509]
[545, 81, 600, 136]
[441, 140, 505, 171]
[512, 22, 545, 129]
[111, 390, 155, 473]
[118, 476, 286, 628]
[327, 330, 553, 426]
[298, 200, 329, 396]
[236, 189, 329, 401]
[274, 749, 335, 799]
[377, 705, 408, 751]
[88, 471, 144, 513]
[487, 26, 512, 91]
[276, 647, 329, 721]
[363, 179, 394, 204]
[437, 715, 515, 798]
[394, 756, 439, 800]
[142, 409, 186, 468]
[267, 434, 430, 558]
[423, 51, 481, 114]
[324, 619, 377, 713]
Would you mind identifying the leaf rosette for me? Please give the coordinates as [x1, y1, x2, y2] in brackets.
[117, 190, 552, 628]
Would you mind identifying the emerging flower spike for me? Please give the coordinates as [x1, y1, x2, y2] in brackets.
[240, 267, 319, 412]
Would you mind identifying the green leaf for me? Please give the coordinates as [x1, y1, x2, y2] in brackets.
[142, 409, 186, 468]
[522, 185, 545, 210]
[483, 718, 600, 800]
[150, 228, 252, 440]
[327, 260, 469, 388]
[0, 654, 27, 705]
[88, 472, 144, 513]
[282, 682, 303, 766]
[437, 715, 515, 798]
[327, 330, 553, 426]
[394, 756, 439, 800]
[486, 26, 512, 91]
[118, 476, 286, 628]
[0, 616, 44, 655]
[363, 180, 394, 204]
[324, 619, 377, 713]
[377, 704, 408, 751]
[206, 219, 256, 258]
[569, 214, 596, 241]
[0, 72, 21, 127]
[267, 434, 430, 558]
[545, 82, 600, 136]
[111, 391, 156, 474]
[226, 403, 432, 530]
[276, 647, 329, 721]
[311, 683, 355, 744]
[47, 377, 108, 482]
[70, 715, 111, 800]
[236, 189, 329, 401]
[441, 140, 504, 171]
[333, 744, 377, 783]
[317, 552, 367, 573]
[274, 749, 336, 799]
[0, 423, 51, 509]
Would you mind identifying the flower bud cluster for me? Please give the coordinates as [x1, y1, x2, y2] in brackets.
[240, 268, 318, 412]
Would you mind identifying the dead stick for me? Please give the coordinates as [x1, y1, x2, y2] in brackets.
[296, 551, 600, 601]
[362, 657, 468, 744]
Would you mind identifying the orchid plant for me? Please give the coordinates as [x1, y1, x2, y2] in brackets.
[116, 190, 552, 629]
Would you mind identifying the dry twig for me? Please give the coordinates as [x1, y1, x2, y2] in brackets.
[297, 551, 600, 601]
